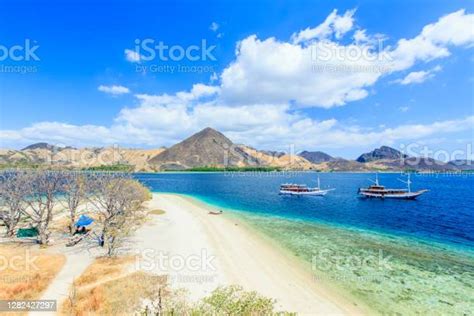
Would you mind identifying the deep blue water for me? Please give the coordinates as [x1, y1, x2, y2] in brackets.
[135, 172, 474, 250]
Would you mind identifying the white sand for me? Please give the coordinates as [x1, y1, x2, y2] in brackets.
[132, 193, 363, 315]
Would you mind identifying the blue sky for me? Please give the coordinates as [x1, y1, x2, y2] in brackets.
[0, 0, 473, 159]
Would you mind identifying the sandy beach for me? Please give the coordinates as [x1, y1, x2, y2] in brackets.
[132, 193, 363, 315]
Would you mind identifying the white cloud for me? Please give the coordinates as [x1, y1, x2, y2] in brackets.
[219, 35, 382, 108]
[396, 71, 430, 85]
[395, 65, 442, 85]
[98, 85, 130, 95]
[2, 9, 474, 152]
[133, 83, 219, 106]
[218, 9, 473, 108]
[2, 83, 473, 151]
[124, 49, 143, 63]
[176, 83, 220, 101]
[291, 9, 356, 43]
[390, 9, 474, 72]
[353, 29, 369, 43]
[210, 22, 219, 32]
[0, 122, 119, 147]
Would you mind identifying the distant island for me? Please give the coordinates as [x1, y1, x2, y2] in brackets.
[1, 127, 472, 172]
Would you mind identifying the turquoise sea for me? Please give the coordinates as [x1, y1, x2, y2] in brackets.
[135, 172, 474, 315]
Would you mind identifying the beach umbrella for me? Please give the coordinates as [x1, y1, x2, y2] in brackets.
[75, 214, 94, 227]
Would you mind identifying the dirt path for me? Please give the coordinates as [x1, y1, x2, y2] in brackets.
[29, 242, 96, 316]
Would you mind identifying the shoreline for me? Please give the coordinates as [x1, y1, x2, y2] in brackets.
[168, 192, 474, 257]
[134, 193, 366, 314]
[142, 193, 474, 315]
[133, 170, 474, 175]
[181, 194, 372, 313]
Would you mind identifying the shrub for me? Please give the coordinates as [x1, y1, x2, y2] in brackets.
[194, 285, 276, 315]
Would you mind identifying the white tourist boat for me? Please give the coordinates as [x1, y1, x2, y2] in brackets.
[358, 173, 428, 200]
[279, 176, 334, 196]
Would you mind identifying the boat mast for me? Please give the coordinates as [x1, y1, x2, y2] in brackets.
[407, 173, 411, 192]
[317, 176, 321, 189]
[368, 173, 380, 186]
[398, 173, 412, 192]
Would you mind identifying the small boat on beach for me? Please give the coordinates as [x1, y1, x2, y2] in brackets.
[358, 173, 428, 200]
[279, 176, 334, 196]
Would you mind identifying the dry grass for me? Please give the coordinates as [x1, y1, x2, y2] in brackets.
[0, 244, 66, 300]
[74, 256, 135, 287]
[50, 216, 73, 233]
[61, 257, 167, 316]
[149, 209, 166, 216]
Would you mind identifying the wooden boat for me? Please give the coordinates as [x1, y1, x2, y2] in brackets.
[280, 176, 334, 196]
[358, 173, 428, 200]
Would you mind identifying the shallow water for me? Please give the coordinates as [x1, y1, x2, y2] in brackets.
[135, 172, 474, 314]
[230, 212, 474, 315]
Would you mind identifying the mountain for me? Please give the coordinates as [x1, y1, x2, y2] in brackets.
[237, 145, 315, 170]
[298, 151, 334, 163]
[448, 160, 474, 171]
[356, 146, 408, 163]
[0, 145, 165, 172]
[368, 157, 457, 171]
[356, 146, 459, 171]
[149, 127, 261, 170]
[260, 150, 286, 158]
[314, 158, 373, 172]
[1, 131, 470, 172]
[21, 142, 61, 151]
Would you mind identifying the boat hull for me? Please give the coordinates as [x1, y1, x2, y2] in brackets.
[279, 189, 331, 196]
[359, 189, 428, 200]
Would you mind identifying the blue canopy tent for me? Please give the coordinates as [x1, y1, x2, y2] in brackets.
[75, 215, 94, 227]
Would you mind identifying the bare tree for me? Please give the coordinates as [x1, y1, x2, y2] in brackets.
[61, 172, 86, 235]
[24, 170, 64, 245]
[0, 170, 29, 237]
[87, 173, 150, 256]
